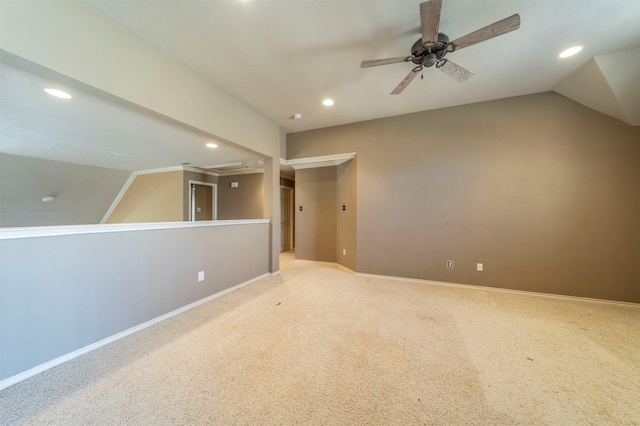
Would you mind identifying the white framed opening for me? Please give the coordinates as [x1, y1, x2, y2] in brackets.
[189, 180, 217, 221]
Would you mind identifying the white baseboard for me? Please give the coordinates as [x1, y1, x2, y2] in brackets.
[0, 273, 269, 391]
[356, 272, 640, 307]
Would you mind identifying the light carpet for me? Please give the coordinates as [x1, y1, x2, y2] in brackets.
[1, 252, 639, 425]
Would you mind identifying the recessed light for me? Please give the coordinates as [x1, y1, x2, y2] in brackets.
[322, 99, 334, 106]
[44, 88, 72, 99]
[41, 195, 55, 203]
[293, 113, 302, 120]
[559, 46, 583, 58]
[206, 143, 218, 148]
[111, 151, 124, 156]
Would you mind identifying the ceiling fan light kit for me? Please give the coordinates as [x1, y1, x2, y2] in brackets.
[361, 0, 520, 94]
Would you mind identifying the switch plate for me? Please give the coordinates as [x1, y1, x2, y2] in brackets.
[342, 249, 346, 256]
[198, 271, 204, 282]
[447, 260, 453, 268]
[477, 263, 483, 272]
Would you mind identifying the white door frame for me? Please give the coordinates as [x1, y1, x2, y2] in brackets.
[189, 180, 217, 221]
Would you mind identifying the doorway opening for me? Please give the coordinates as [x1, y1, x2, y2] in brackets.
[189, 181, 217, 221]
[280, 185, 294, 252]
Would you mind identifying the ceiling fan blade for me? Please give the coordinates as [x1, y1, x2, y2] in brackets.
[361, 56, 411, 68]
[451, 14, 520, 51]
[420, 0, 442, 46]
[391, 67, 421, 95]
[437, 59, 473, 83]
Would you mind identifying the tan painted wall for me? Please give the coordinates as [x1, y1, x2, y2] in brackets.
[336, 160, 357, 271]
[107, 171, 183, 223]
[218, 173, 264, 220]
[295, 167, 337, 262]
[288, 92, 640, 303]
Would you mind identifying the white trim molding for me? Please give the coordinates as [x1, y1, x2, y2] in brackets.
[0, 219, 270, 240]
[217, 168, 264, 176]
[284, 152, 356, 170]
[356, 272, 640, 307]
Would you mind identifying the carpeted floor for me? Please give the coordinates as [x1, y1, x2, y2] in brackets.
[1, 252, 639, 425]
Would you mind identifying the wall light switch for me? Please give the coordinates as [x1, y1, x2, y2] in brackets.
[447, 260, 454, 268]
[198, 271, 205, 282]
[342, 249, 346, 256]
[477, 263, 483, 272]
[231, 182, 239, 188]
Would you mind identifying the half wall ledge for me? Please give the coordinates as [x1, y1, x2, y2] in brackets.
[0, 219, 270, 240]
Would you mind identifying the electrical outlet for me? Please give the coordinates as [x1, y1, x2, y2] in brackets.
[477, 263, 483, 272]
[198, 271, 204, 282]
[447, 260, 453, 268]
[342, 249, 346, 256]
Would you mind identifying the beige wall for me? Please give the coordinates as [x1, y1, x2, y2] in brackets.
[107, 171, 183, 223]
[218, 173, 264, 220]
[288, 92, 640, 303]
[336, 160, 357, 271]
[295, 167, 338, 262]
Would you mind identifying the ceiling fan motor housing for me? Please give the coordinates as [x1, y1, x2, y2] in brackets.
[411, 33, 450, 67]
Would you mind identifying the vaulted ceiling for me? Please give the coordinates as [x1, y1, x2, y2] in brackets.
[1, 1, 638, 174]
[89, 0, 640, 131]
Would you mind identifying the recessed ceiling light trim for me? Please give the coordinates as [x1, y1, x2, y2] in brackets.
[206, 143, 218, 148]
[44, 88, 72, 99]
[559, 46, 583, 58]
[322, 99, 334, 106]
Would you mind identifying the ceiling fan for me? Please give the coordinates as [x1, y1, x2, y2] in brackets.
[361, 0, 520, 94]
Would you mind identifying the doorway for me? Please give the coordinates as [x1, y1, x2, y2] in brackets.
[190, 181, 217, 221]
[281, 185, 294, 252]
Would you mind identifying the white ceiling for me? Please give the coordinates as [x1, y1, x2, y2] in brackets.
[1, 1, 638, 174]
[89, 0, 640, 131]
